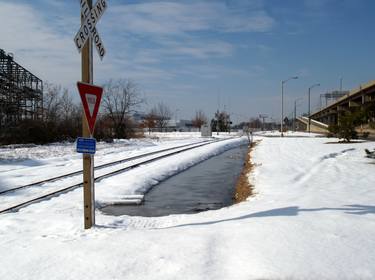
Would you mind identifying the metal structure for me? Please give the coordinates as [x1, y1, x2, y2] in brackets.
[319, 90, 349, 109]
[0, 49, 43, 130]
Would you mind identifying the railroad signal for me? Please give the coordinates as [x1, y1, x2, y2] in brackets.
[77, 82, 103, 136]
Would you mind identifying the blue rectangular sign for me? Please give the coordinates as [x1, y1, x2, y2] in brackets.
[76, 137, 96, 154]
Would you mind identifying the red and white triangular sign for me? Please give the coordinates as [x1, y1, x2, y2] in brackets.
[77, 82, 103, 135]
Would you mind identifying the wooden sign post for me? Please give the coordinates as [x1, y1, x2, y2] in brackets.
[75, 0, 107, 229]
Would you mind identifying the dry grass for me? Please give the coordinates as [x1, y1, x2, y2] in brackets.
[233, 141, 257, 203]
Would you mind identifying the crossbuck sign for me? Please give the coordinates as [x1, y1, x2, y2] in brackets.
[74, 0, 107, 60]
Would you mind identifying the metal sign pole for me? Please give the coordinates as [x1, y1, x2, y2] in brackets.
[81, 0, 95, 229]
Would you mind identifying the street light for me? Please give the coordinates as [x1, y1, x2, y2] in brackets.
[293, 98, 303, 132]
[340, 77, 343, 92]
[308, 83, 320, 133]
[281, 76, 298, 137]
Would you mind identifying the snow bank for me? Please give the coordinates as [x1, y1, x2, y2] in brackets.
[1, 134, 375, 279]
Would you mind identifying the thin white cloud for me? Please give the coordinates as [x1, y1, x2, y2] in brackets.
[0, 2, 79, 86]
[0, 0, 275, 118]
[158, 38, 235, 59]
[175, 64, 266, 80]
[304, 0, 335, 10]
[107, 1, 275, 35]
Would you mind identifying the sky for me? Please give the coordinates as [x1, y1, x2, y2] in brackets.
[0, 0, 374, 123]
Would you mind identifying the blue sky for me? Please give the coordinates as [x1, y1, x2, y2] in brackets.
[1, 0, 374, 122]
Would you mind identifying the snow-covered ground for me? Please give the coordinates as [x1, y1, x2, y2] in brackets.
[0, 135, 209, 190]
[1, 132, 375, 279]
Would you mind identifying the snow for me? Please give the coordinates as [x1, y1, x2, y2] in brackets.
[1, 132, 375, 279]
[0, 136, 206, 191]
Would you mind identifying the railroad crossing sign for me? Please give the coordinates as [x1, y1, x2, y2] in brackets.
[74, 0, 107, 60]
[76, 0, 107, 230]
[77, 82, 103, 135]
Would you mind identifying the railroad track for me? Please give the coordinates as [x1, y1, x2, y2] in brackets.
[0, 137, 237, 214]
[0, 139, 212, 196]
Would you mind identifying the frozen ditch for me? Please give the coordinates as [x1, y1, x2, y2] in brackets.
[100, 145, 248, 217]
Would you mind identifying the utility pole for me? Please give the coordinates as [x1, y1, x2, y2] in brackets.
[281, 76, 298, 137]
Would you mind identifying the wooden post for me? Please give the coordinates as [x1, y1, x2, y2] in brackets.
[81, 0, 95, 229]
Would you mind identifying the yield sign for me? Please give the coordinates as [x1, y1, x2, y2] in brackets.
[77, 82, 103, 135]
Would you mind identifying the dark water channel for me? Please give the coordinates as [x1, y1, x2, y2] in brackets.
[101, 144, 248, 217]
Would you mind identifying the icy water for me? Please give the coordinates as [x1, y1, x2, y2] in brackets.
[101, 145, 248, 217]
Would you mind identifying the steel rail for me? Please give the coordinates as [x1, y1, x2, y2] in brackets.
[0, 140, 213, 196]
[0, 137, 239, 214]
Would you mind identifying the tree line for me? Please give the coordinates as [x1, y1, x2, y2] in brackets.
[0, 79, 215, 144]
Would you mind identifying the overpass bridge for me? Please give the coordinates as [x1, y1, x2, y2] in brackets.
[295, 80, 375, 135]
[296, 116, 328, 133]
[310, 80, 375, 126]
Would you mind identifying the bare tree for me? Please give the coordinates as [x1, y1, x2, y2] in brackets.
[43, 82, 62, 122]
[58, 88, 82, 139]
[102, 79, 143, 138]
[60, 89, 75, 122]
[143, 109, 157, 134]
[153, 102, 172, 132]
[249, 118, 262, 130]
[192, 110, 207, 131]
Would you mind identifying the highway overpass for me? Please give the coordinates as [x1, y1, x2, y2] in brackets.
[296, 116, 329, 133]
[310, 80, 375, 126]
[297, 80, 375, 136]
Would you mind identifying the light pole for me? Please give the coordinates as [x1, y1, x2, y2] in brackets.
[308, 83, 320, 133]
[340, 77, 343, 92]
[293, 98, 302, 132]
[281, 76, 298, 137]
[175, 109, 179, 130]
